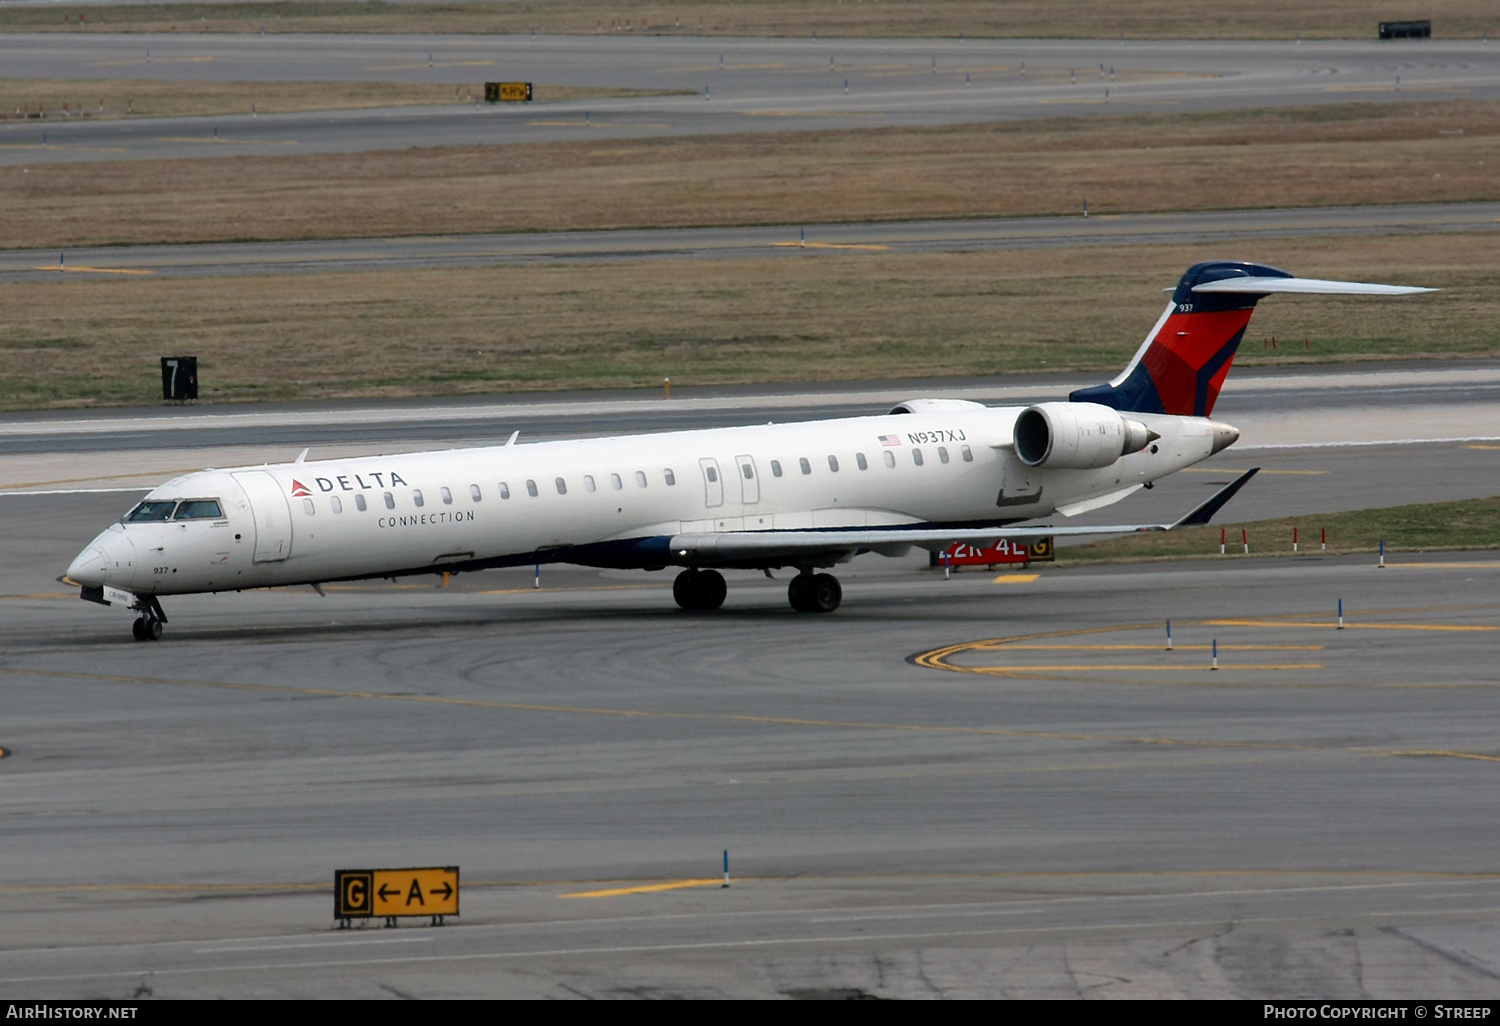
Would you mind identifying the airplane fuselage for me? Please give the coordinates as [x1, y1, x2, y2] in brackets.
[69, 406, 1226, 598]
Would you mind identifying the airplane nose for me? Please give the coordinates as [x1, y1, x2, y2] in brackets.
[67, 530, 136, 588]
[1210, 421, 1240, 455]
[67, 546, 109, 587]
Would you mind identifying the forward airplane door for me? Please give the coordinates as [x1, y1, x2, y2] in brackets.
[699, 458, 724, 508]
[231, 470, 293, 562]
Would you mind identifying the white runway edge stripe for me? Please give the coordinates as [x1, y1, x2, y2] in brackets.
[1239, 436, 1500, 451]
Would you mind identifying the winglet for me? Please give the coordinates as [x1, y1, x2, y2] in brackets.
[1172, 467, 1259, 528]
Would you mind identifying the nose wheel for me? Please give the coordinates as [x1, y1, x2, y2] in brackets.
[131, 616, 164, 641]
[788, 572, 841, 613]
[129, 596, 168, 641]
[673, 568, 727, 612]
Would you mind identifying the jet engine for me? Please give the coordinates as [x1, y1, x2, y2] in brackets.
[1013, 402, 1155, 469]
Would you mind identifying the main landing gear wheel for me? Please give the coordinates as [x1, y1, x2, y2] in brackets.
[673, 568, 727, 612]
[788, 572, 841, 613]
[131, 616, 163, 642]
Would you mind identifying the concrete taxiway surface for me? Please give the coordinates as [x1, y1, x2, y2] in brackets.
[3, 369, 1499, 996]
[5, 203, 1497, 280]
[5, 35, 1498, 164]
[3, 486, 1500, 996]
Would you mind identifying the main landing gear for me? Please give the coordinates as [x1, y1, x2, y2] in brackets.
[673, 568, 727, 612]
[129, 596, 168, 641]
[673, 568, 843, 613]
[788, 572, 841, 614]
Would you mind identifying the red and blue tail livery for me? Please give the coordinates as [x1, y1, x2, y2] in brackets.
[1070, 261, 1435, 418]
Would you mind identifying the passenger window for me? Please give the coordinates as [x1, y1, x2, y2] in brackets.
[126, 500, 176, 522]
[499, 482, 511, 500]
[938, 446, 950, 464]
[526, 480, 538, 497]
[706, 466, 718, 483]
[913, 449, 924, 466]
[883, 450, 896, 469]
[610, 473, 623, 491]
[413, 489, 425, 508]
[635, 471, 647, 488]
[355, 493, 367, 512]
[331, 496, 343, 514]
[827, 455, 839, 472]
[303, 498, 316, 516]
[441, 486, 453, 505]
[555, 477, 567, 495]
[664, 468, 676, 486]
[174, 499, 223, 519]
[584, 474, 596, 493]
[470, 484, 482, 502]
[742, 463, 754, 479]
[384, 491, 395, 509]
[856, 452, 868, 470]
[961, 444, 974, 462]
[770, 460, 783, 477]
[799, 457, 812, 475]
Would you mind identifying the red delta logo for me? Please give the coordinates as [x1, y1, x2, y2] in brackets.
[290, 479, 312, 497]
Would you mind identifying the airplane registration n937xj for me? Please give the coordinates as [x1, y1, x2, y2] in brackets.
[67, 261, 1435, 640]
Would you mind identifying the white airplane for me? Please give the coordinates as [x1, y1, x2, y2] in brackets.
[66, 261, 1433, 640]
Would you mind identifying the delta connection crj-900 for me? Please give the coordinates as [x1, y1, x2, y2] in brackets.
[65, 262, 1435, 640]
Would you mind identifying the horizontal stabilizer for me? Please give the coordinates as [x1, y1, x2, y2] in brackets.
[1192, 277, 1436, 296]
[1172, 467, 1260, 527]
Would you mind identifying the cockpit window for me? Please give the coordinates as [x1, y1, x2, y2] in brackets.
[126, 500, 176, 522]
[174, 499, 224, 520]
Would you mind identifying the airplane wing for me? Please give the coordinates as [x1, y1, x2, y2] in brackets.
[669, 468, 1259, 563]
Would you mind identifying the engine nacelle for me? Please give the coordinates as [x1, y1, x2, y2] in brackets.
[1013, 402, 1154, 469]
[888, 398, 987, 415]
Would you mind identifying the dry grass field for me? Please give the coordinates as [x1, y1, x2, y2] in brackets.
[3, 0, 1495, 40]
[5, 101, 1499, 250]
[2, 231, 1489, 409]
[1062, 493, 1500, 564]
[0, 80, 683, 120]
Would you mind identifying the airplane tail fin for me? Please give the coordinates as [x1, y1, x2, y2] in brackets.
[1068, 260, 1436, 418]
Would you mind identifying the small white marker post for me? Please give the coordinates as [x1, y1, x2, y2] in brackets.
[966, 73, 971, 88]
[1379, 539, 1386, 568]
[1338, 599, 1345, 630]
[722, 850, 730, 888]
[1211, 638, 1219, 671]
[1322, 527, 1327, 551]
[534, 563, 540, 589]
[943, 550, 951, 580]
[1242, 529, 1249, 555]
[799, 227, 805, 248]
[1165, 620, 1173, 651]
[1220, 528, 1226, 556]
[843, 78, 849, 94]
[1293, 527, 1298, 553]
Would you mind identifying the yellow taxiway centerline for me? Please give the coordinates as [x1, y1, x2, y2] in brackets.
[1205, 619, 1496, 632]
[559, 879, 724, 899]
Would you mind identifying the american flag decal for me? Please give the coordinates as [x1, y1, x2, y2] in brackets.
[878, 434, 902, 446]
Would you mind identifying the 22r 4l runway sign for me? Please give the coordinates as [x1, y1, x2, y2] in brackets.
[336, 866, 459, 927]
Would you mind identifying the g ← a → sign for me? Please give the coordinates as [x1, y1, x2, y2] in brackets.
[335, 867, 459, 925]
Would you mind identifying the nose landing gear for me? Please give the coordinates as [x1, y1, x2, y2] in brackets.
[788, 572, 841, 613]
[131, 616, 164, 641]
[673, 568, 727, 612]
[129, 595, 168, 641]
